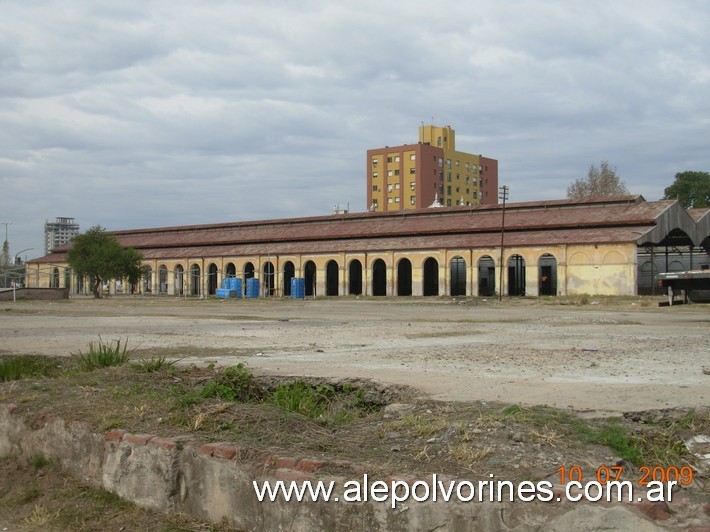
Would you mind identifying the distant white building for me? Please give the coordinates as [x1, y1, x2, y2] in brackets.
[44, 217, 79, 254]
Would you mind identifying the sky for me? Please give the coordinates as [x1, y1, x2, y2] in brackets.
[1, 0, 709, 261]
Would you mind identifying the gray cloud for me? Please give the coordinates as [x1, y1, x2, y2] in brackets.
[1, 0, 708, 259]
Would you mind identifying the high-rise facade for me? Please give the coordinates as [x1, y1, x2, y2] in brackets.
[44, 217, 79, 254]
[367, 125, 498, 211]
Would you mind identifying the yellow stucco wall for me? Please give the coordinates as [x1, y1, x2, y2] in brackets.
[26, 242, 639, 297]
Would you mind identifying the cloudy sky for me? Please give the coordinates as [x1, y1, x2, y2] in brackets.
[2, 0, 709, 260]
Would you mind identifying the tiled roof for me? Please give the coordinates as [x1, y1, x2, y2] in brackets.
[33, 196, 706, 264]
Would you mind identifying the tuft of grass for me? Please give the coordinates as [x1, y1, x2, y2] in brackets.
[271, 382, 379, 425]
[448, 444, 492, 470]
[71, 337, 134, 371]
[131, 356, 179, 373]
[0, 356, 59, 382]
[30, 454, 50, 471]
[272, 382, 333, 420]
[25, 505, 60, 526]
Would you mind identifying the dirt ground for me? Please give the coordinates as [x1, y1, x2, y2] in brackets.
[0, 295, 708, 530]
[1, 295, 708, 414]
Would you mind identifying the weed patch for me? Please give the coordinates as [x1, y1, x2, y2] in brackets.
[72, 337, 134, 371]
[131, 356, 179, 373]
[0, 356, 59, 381]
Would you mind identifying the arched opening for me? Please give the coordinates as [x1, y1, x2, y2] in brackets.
[64, 268, 72, 292]
[243, 262, 255, 296]
[326, 260, 339, 296]
[423, 257, 439, 296]
[158, 265, 168, 293]
[51, 267, 60, 288]
[397, 258, 412, 296]
[263, 261, 275, 296]
[507, 254, 526, 296]
[372, 259, 387, 296]
[638, 261, 655, 295]
[175, 265, 184, 295]
[477, 256, 495, 296]
[348, 260, 362, 295]
[225, 263, 236, 278]
[304, 261, 317, 296]
[283, 261, 295, 296]
[143, 266, 153, 294]
[206, 263, 218, 295]
[190, 264, 201, 295]
[450, 256, 466, 296]
[538, 254, 557, 296]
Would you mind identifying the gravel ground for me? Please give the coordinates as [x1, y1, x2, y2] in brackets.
[1, 295, 708, 415]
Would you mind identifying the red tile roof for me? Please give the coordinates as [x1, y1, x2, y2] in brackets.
[33, 196, 706, 264]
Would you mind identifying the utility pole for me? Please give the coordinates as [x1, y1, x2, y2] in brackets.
[498, 186, 508, 302]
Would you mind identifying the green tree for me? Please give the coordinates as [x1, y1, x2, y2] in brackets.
[663, 171, 710, 209]
[567, 161, 629, 199]
[66, 226, 144, 298]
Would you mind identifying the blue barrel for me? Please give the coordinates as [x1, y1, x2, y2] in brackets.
[227, 277, 242, 295]
[230, 278, 243, 298]
[290, 278, 305, 299]
[246, 277, 260, 298]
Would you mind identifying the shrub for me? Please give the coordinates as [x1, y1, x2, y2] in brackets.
[200, 363, 263, 403]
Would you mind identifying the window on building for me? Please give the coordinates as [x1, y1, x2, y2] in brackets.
[410, 182, 416, 190]
[372, 185, 378, 191]
[446, 159, 451, 169]
[447, 173, 451, 182]
[373, 199, 378, 206]
[395, 155, 400, 162]
[437, 136, 442, 147]
[447, 185, 451, 195]
[373, 172, 379, 179]
[395, 197, 400, 203]
[394, 169, 400, 176]
[395, 183, 400, 189]
[473, 191, 478, 199]
[387, 184, 393, 192]
[388, 197, 393, 204]
[410, 196, 416, 205]
[465, 176, 469, 183]
[372, 159, 378, 167]
[438, 158, 443, 167]
[455, 160, 459, 166]
[446, 199, 451, 206]
[410, 154, 416, 160]
[388, 170, 393, 177]
[387, 156, 392, 163]
[409, 168, 416, 174]
[456, 187, 460, 193]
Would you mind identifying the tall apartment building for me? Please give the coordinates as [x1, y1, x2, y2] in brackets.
[367, 125, 498, 211]
[44, 217, 79, 254]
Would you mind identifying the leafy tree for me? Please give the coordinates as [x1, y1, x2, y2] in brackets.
[663, 171, 710, 209]
[567, 161, 629, 199]
[66, 226, 144, 298]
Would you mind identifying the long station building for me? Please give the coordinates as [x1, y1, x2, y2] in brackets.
[26, 195, 710, 298]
